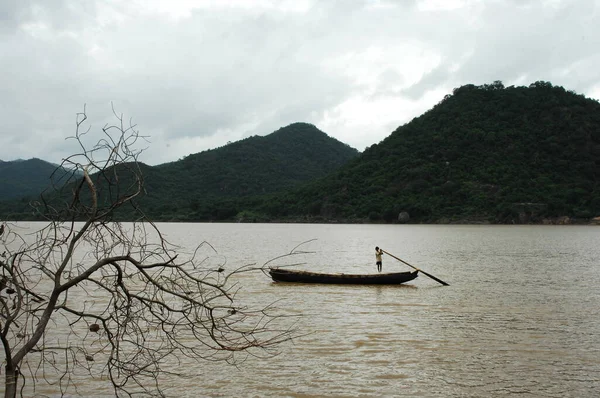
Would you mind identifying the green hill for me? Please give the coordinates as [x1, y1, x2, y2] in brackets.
[135, 122, 359, 219]
[231, 81, 600, 223]
[0, 123, 360, 220]
[0, 158, 72, 201]
[3, 82, 599, 224]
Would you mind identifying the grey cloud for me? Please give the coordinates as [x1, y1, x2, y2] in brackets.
[0, 1, 26, 32]
[1, 0, 599, 165]
[394, 0, 600, 100]
[88, 7, 354, 141]
[401, 64, 451, 100]
[0, 0, 98, 34]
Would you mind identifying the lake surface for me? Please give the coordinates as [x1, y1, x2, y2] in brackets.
[5, 223, 600, 397]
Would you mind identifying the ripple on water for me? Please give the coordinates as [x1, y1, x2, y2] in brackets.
[9, 223, 600, 397]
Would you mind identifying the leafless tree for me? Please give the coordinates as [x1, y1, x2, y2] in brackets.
[0, 107, 294, 397]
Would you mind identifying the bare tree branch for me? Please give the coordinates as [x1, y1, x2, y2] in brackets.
[0, 107, 296, 398]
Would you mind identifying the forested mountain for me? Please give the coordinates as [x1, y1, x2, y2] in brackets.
[217, 81, 600, 223]
[129, 122, 359, 218]
[0, 123, 360, 219]
[154, 122, 357, 195]
[3, 82, 600, 224]
[0, 158, 71, 201]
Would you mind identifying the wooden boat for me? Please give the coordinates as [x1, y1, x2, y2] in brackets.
[268, 268, 418, 285]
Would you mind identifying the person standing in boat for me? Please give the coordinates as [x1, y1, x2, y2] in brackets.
[375, 247, 383, 272]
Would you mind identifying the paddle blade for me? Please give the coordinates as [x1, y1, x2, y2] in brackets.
[381, 249, 449, 286]
[420, 270, 449, 286]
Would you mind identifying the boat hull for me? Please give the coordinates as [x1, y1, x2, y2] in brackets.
[268, 268, 418, 285]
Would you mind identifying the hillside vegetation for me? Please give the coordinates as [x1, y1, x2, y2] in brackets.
[132, 122, 359, 219]
[0, 123, 359, 220]
[0, 158, 71, 201]
[218, 81, 600, 223]
[2, 81, 599, 224]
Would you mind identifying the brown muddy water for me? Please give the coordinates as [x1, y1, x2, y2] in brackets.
[3, 223, 599, 397]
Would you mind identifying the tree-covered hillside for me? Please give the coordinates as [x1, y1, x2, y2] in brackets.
[233, 81, 600, 223]
[132, 122, 359, 218]
[3, 82, 599, 224]
[157, 122, 357, 195]
[0, 123, 359, 220]
[0, 158, 71, 201]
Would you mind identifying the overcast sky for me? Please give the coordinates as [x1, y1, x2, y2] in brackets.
[1, 0, 599, 166]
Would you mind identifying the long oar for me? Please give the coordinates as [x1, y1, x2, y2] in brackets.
[382, 250, 449, 286]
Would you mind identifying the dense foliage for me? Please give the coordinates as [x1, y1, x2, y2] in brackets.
[0, 158, 71, 201]
[0, 123, 359, 220]
[225, 81, 600, 223]
[3, 82, 599, 223]
[129, 122, 359, 220]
